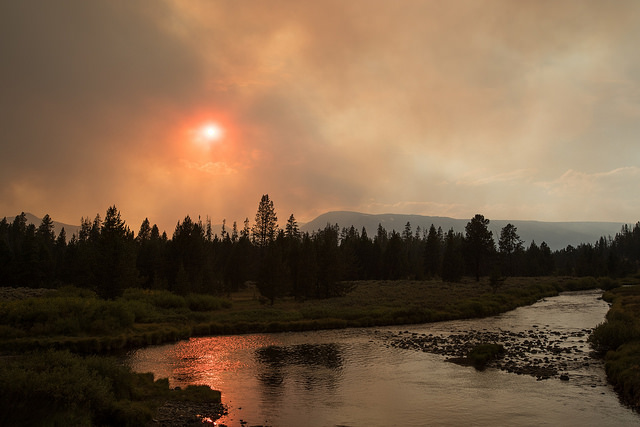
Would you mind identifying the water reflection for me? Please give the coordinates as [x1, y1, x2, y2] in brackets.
[127, 334, 278, 389]
[127, 291, 640, 426]
[255, 343, 344, 398]
[256, 343, 344, 369]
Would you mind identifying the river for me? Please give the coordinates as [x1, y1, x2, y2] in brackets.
[126, 290, 640, 426]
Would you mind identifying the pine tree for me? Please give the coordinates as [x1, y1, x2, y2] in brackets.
[465, 214, 495, 281]
[78, 217, 92, 241]
[424, 224, 442, 277]
[36, 214, 55, 243]
[90, 214, 102, 242]
[252, 194, 278, 247]
[221, 219, 228, 241]
[56, 228, 67, 247]
[137, 218, 152, 242]
[402, 222, 413, 241]
[442, 229, 464, 282]
[285, 214, 300, 240]
[498, 224, 523, 255]
[35, 214, 56, 285]
[205, 217, 213, 242]
[498, 223, 523, 276]
[314, 224, 342, 298]
[241, 218, 251, 239]
[231, 221, 239, 242]
[97, 206, 137, 299]
[170, 216, 207, 294]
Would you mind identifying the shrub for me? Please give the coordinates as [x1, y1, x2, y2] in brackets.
[0, 351, 196, 426]
[88, 303, 135, 335]
[461, 300, 486, 318]
[0, 324, 25, 339]
[122, 288, 186, 309]
[120, 299, 159, 323]
[604, 342, 640, 409]
[300, 306, 331, 319]
[0, 351, 113, 426]
[589, 319, 640, 353]
[192, 323, 211, 336]
[175, 384, 222, 403]
[467, 343, 505, 370]
[0, 296, 135, 337]
[597, 277, 619, 291]
[185, 294, 231, 312]
[51, 286, 97, 299]
[562, 277, 599, 291]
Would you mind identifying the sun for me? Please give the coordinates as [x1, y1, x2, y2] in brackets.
[190, 122, 225, 150]
[201, 123, 223, 142]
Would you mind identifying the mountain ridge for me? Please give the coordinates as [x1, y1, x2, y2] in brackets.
[4, 213, 81, 239]
[4, 211, 629, 251]
[300, 211, 628, 251]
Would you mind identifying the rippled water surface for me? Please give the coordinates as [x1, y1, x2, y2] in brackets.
[127, 290, 639, 426]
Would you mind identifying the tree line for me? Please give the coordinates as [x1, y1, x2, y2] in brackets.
[1, 195, 639, 301]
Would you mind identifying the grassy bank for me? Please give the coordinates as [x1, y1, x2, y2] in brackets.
[0, 276, 623, 425]
[589, 284, 640, 410]
[0, 350, 222, 426]
[0, 276, 618, 354]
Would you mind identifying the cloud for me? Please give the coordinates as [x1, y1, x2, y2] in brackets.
[363, 200, 466, 217]
[455, 169, 538, 187]
[2, 0, 640, 232]
[520, 167, 640, 222]
[181, 160, 237, 176]
[542, 167, 640, 196]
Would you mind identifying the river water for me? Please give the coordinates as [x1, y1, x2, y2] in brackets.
[126, 290, 640, 426]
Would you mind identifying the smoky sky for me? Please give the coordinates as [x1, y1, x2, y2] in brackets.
[2, 0, 640, 234]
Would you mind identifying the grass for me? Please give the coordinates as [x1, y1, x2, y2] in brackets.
[0, 276, 627, 425]
[467, 343, 505, 369]
[589, 283, 640, 410]
[0, 350, 221, 426]
[0, 276, 618, 354]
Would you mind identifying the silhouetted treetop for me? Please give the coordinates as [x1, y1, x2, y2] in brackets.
[285, 214, 300, 240]
[465, 214, 495, 281]
[252, 194, 278, 247]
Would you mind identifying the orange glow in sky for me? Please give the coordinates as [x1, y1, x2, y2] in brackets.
[3, 1, 640, 234]
[178, 113, 236, 155]
[195, 122, 224, 148]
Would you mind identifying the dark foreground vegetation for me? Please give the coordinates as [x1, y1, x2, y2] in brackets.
[2, 196, 640, 303]
[0, 350, 222, 426]
[0, 276, 625, 425]
[589, 285, 640, 410]
[2, 196, 640, 423]
[467, 343, 506, 370]
[0, 277, 617, 354]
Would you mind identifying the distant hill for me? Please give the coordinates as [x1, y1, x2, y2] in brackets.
[4, 213, 81, 239]
[300, 211, 628, 251]
[3, 211, 629, 251]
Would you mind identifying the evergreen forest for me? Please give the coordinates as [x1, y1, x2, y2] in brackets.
[1, 194, 640, 303]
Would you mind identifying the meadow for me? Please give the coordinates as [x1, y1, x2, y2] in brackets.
[589, 284, 640, 410]
[0, 276, 627, 425]
[0, 276, 617, 354]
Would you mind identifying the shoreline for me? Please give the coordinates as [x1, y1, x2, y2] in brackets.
[589, 285, 640, 411]
[0, 276, 610, 355]
[0, 277, 633, 424]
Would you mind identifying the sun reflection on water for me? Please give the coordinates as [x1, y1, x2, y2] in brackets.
[126, 293, 640, 427]
[128, 334, 279, 390]
[170, 335, 279, 389]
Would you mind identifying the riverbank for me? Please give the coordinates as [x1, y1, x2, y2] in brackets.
[130, 288, 638, 427]
[390, 322, 594, 381]
[0, 276, 619, 355]
[0, 277, 625, 424]
[589, 284, 640, 410]
[0, 349, 223, 426]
